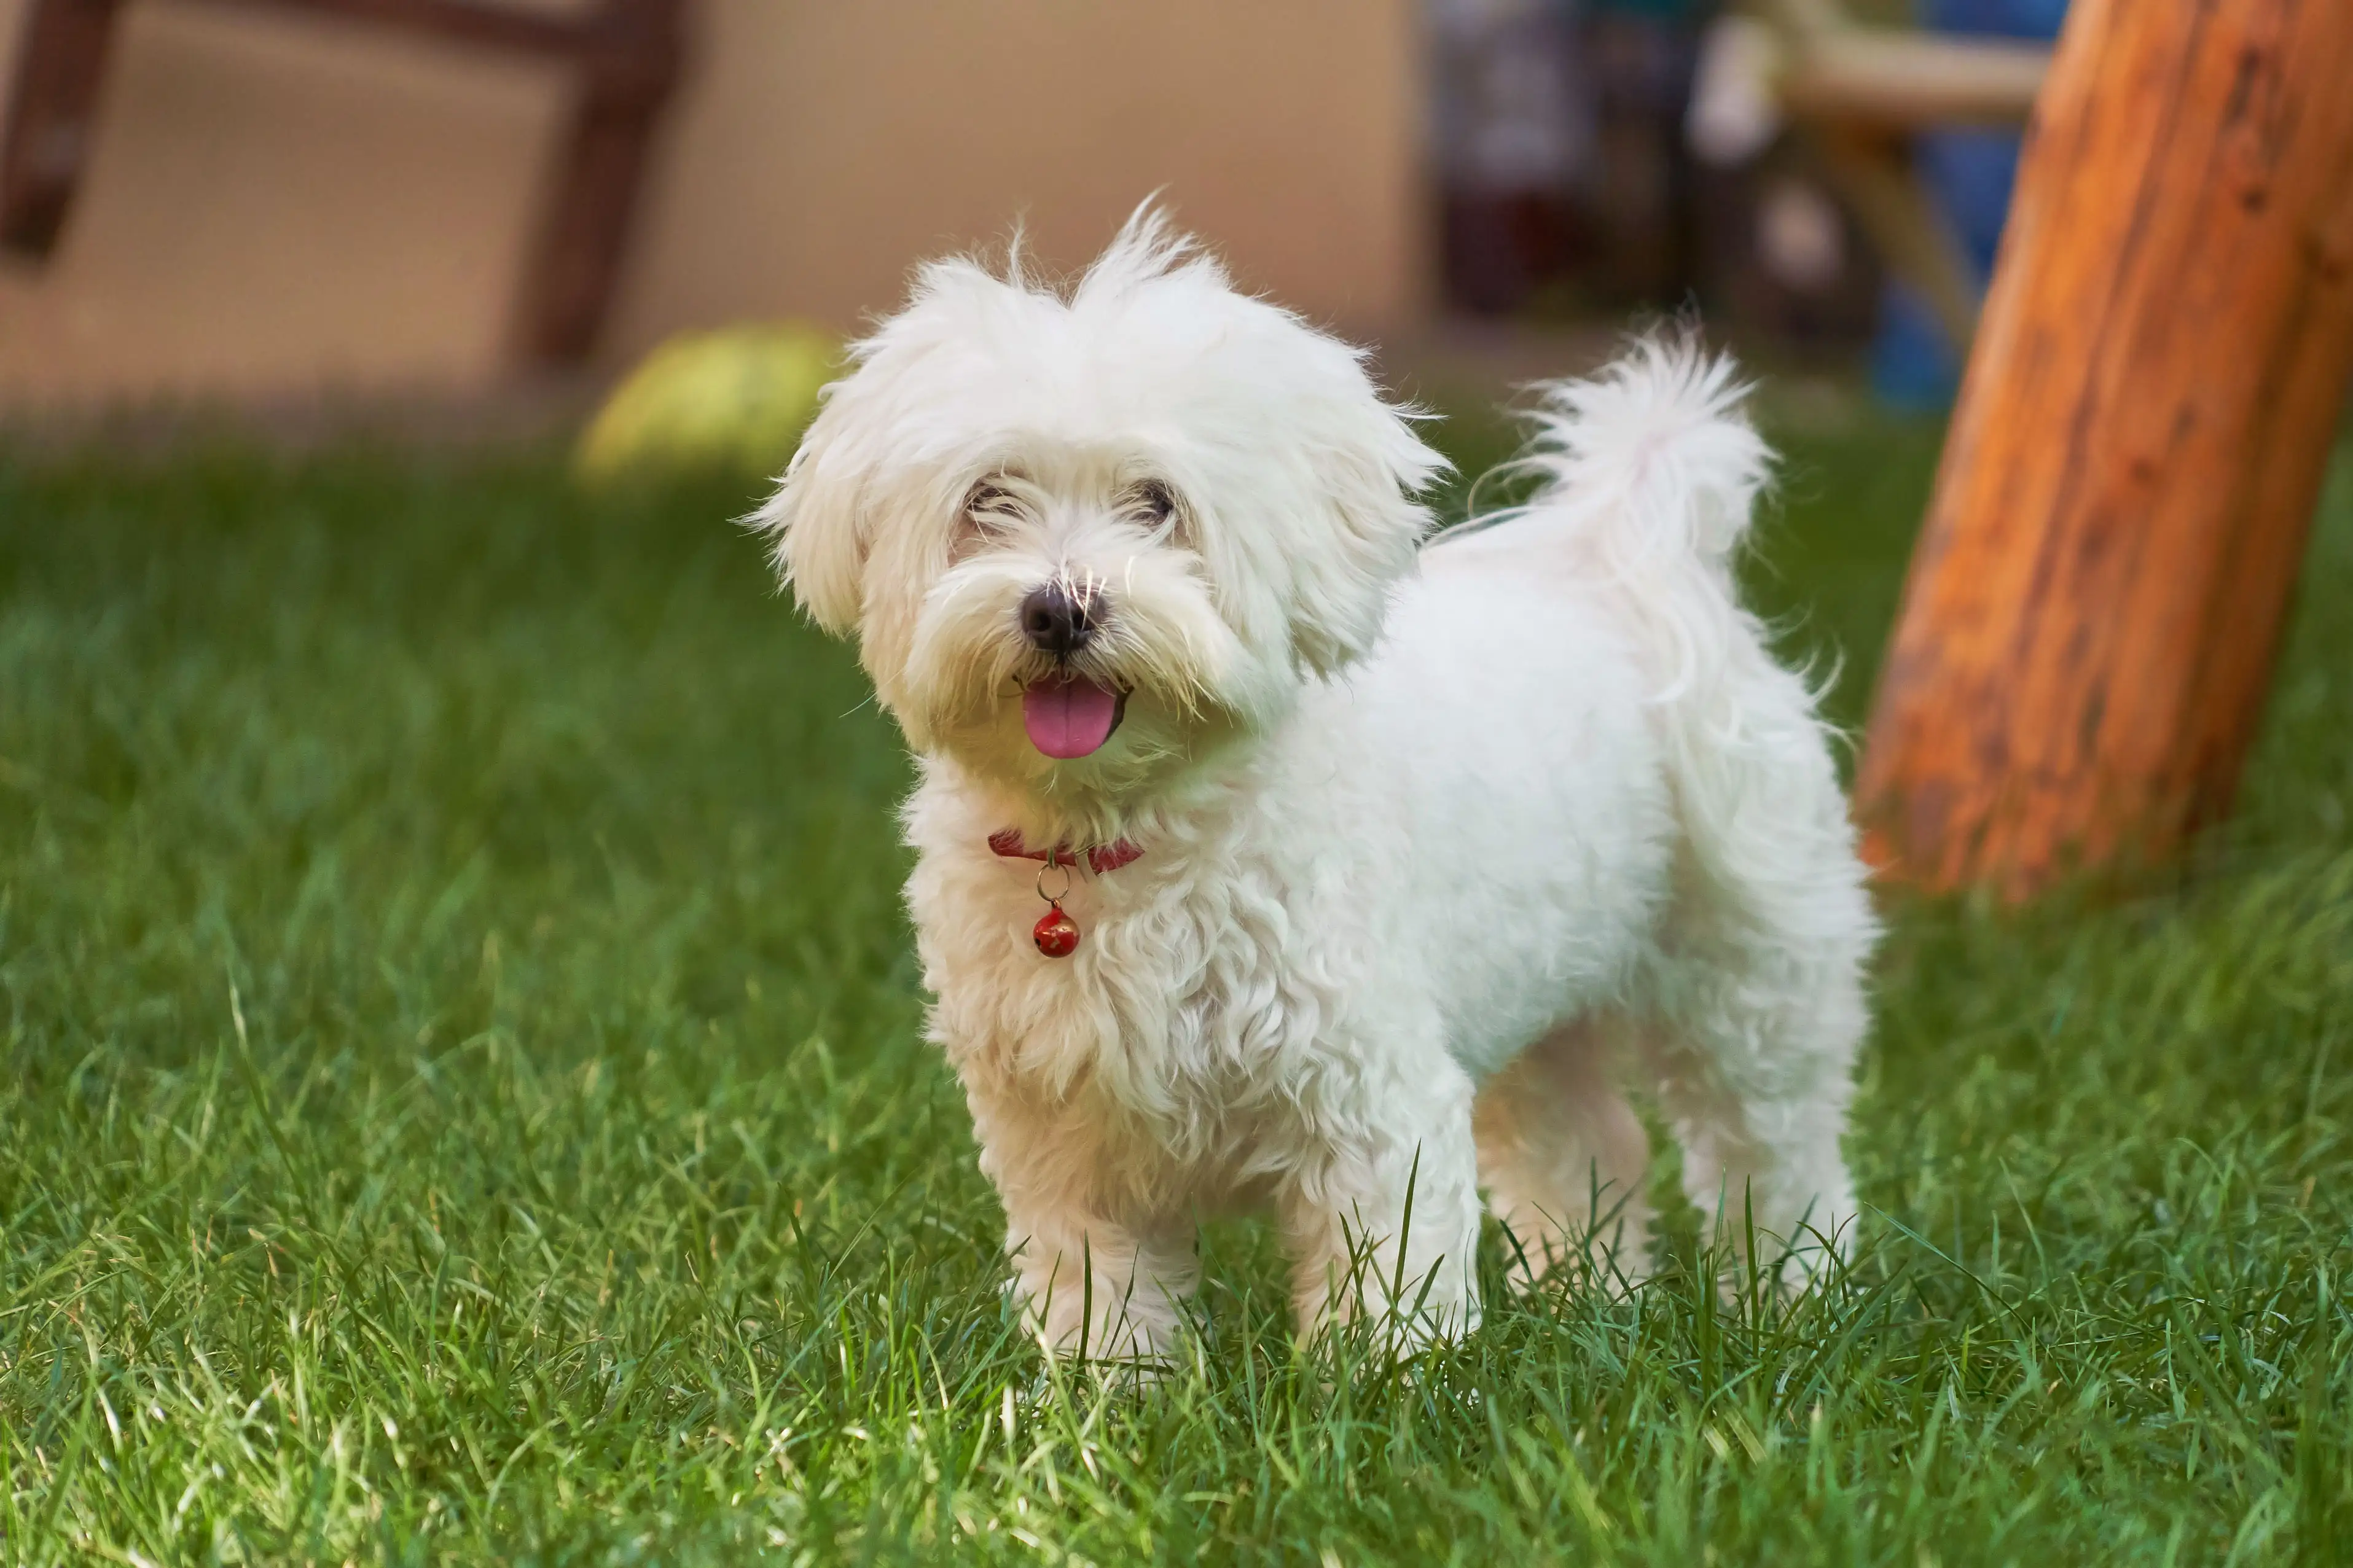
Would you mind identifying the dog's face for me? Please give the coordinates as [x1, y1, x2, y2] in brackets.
[756, 216, 1444, 809]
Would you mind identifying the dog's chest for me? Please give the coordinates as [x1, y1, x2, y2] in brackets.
[915, 841, 1347, 1156]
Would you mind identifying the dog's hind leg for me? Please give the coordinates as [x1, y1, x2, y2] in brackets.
[1501, 333, 1876, 1285]
[1634, 537, 1875, 1285]
[1638, 823, 1873, 1286]
[1653, 1028, 1857, 1285]
[1473, 1019, 1654, 1293]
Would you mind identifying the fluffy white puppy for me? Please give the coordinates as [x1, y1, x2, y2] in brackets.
[756, 211, 1876, 1361]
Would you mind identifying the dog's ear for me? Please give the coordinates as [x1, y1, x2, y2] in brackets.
[1280, 395, 1449, 677]
[752, 392, 869, 637]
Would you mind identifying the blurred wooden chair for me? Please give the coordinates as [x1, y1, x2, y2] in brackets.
[0, 0, 686, 362]
[1721, 0, 2052, 349]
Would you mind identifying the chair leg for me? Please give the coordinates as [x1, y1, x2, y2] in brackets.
[1806, 123, 1983, 353]
[1, 0, 125, 256]
[514, 0, 684, 362]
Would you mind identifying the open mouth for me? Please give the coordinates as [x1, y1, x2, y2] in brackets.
[1020, 674, 1126, 759]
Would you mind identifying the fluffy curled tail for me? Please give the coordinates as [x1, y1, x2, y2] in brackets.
[1509, 333, 1768, 582]
[1444, 335, 1774, 708]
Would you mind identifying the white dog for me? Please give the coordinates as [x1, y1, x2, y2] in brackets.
[756, 211, 1875, 1361]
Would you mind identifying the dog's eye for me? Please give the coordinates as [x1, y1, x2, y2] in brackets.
[1130, 480, 1180, 529]
[962, 482, 1028, 539]
[953, 481, 1024, 561]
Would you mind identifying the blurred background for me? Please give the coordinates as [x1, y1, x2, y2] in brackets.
[0, 0, 2066, 429]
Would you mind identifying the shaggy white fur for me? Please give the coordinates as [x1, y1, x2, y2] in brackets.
[755, 209, 1877, 1362]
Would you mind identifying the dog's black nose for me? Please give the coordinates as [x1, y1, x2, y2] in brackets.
[1019, 582, 1097, 657]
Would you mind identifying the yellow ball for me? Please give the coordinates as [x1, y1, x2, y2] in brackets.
[574, 323, 840, 485]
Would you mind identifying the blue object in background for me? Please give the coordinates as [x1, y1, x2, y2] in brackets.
[1871, 0, 2070, 407]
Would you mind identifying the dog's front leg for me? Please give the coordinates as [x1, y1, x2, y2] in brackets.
[1000, 1197, 1196, 1367]
[968, 1090, 1196, 1365]
[1277, 1058, 1484, 1352]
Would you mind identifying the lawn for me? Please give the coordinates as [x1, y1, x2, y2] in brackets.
[1, 400, 2349, 1566]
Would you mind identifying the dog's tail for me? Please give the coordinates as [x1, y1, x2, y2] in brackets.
[1464, 337, 1866, 936]
[1431, 335, 1772, 714]
[1516, 333, 1766, 569]
[1466, 334, 1769, 704]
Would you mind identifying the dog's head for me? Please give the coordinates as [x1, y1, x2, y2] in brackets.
[754, 209, 1444, 810]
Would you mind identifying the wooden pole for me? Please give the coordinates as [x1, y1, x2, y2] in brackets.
[1854, 0, 2353, 899]
[0, 0, 122, 255]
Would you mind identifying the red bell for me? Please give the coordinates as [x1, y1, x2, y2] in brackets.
[1033, 903, 1081, 958]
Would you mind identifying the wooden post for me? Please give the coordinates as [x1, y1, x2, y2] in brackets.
[0, 0, 123, 255]
[1854, 0, 2353, 899]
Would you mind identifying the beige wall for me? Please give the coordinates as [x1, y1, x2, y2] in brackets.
[0, 0, 1425, 407]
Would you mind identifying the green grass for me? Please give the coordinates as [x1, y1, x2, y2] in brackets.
[1, 405, 2349, 1566]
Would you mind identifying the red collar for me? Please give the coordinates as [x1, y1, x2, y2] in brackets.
[988, 827, 1143, 875]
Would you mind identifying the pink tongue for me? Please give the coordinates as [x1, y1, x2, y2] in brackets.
[1022, 676, 1120, 759]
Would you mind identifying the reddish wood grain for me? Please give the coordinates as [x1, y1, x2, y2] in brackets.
[1855, 0, 2353, 899]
